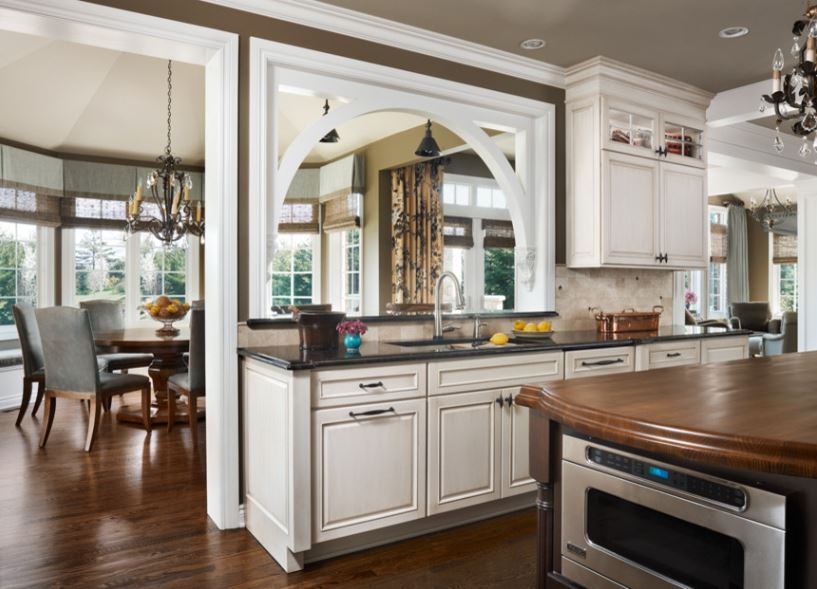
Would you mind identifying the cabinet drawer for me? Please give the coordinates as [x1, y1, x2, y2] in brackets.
[636, 340, 700, 371]
[312, 398, 426, 542]
[428, 352, 563, 396]
[565, 346, 634, 379]
[311, 362, 426, 407]
[700, 336, 749, 364]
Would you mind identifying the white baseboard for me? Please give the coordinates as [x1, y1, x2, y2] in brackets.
[0, 366, 24, 411]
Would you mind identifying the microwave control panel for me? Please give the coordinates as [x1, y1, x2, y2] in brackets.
[587, 446, 747, 509]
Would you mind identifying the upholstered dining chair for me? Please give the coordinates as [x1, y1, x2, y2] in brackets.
[168, 301, 204, 435]
[12, 303, 45, 427]
[79, 299, 154, 372]
[36, 307, 152, 452]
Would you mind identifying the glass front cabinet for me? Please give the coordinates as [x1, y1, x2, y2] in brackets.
[601, 98, 705, 168]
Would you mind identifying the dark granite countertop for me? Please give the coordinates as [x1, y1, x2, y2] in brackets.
[237, 326, 753, 371]
[244, 310, 559, 329]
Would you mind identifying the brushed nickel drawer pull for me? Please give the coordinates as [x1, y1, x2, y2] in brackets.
[581, 358, 625, 367]
[358, 381, 385, 391]
[666, 352, 682, 358]
[349, 407, 396, 419]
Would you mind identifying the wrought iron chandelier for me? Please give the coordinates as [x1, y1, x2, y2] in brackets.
[126, 60, 204, 245]
[762, 4, 817, 158]
[748, 188, 795, 231]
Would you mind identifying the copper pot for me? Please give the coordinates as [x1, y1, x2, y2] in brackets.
[591, 306, 663, 333]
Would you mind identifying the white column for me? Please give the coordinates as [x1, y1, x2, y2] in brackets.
[796, 179, 817, 351]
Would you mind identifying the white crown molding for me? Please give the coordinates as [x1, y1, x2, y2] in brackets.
[200, 0, 566, 89]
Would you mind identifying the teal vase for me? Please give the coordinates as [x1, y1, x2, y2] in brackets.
[344, 333, 362, 350]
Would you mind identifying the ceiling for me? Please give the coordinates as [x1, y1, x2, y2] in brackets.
[0, 30, 205, 165]
[320, 0, 803, 92]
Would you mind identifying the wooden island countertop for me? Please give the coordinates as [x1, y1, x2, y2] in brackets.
[517, 351, 817, 478]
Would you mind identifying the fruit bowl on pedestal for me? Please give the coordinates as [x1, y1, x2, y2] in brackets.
[142, 296, 190, 336]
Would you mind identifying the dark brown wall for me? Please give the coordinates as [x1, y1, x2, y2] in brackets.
[87, 0, 566, 320]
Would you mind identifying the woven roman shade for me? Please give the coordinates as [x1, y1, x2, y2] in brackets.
[0, 145, 63, 226]
[278, 200, 320, 233]
[773, 233, 797, 264]
[710, 222, 727, 263]
[319, 154, 365, 202]
[62, 160, 133, 230]
[443, 216, 474, 248]
[482, 219, 515, 248]
[323, 193, 361, 232]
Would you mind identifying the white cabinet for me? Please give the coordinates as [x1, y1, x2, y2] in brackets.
[700, 336, 750, 364]
[660, 163, 707, 267]
[566, 57, 711, 270]
[564, 346, 635, 379]
[602, 151, 660, 266]
[312, 398, 426, 542]
[635, 340, 701, 372]
[427, 390, 502, 515]
[501, 387, 535, 497]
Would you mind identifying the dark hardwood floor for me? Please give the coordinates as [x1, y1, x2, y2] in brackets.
[1, 392, 536, 588]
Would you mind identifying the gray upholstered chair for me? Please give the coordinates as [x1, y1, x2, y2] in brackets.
[763, 311, 798, 356]
[12, 303, 45, 427]
[727, 302, 775, 333]
[168, 301, 204, 434]
[79, 299, 153, 372]
[36, 307, 152, 452]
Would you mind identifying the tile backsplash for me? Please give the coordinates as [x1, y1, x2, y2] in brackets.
[238, 265, 676, 347]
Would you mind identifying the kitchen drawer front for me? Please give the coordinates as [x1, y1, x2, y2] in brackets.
[565, 346, 634, 379]
[312, 398, 426, 542]
[636, 340, 700, 371]
[700, 336, 749, 364]
[311, 362, 426, 408]
[428, 352, 563, 396]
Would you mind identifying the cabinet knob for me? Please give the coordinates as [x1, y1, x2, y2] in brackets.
[495, 396, 504, 408]
[505, 393, 514, 406]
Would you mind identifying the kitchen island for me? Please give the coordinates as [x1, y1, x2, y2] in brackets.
[517, 351, 817, 589]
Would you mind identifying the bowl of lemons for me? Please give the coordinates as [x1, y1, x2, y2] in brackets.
[142, 295, 190, 336]
[511, 319, 554, 339]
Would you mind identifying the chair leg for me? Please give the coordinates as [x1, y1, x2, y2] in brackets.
[31, 380, 44, 417]
[188, 394, 198, 437]
[39, 392, 56, 448]
[141, 386, 152, 432]
[167, 385, 175, 433]
[102, 396, 112, 412]
[85, 398, 101, 452]
[15, 378, 32, 427]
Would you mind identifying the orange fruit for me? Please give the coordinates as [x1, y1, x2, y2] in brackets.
[156, 295, 171, 307]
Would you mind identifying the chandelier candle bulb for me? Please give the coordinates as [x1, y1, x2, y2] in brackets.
[183, 184, 190, 201]
[773, 69, 782, 93]
[807, 37, 816, 62]
[196, 201, 202, 222]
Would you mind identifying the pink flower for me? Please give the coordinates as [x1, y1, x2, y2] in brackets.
[684, 289, 698, 305]
[337, 320, 368, 336]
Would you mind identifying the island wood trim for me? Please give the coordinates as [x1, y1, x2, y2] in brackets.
[517, 353, 817, 479]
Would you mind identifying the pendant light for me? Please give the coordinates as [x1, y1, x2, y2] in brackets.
[414, 119, 441, 157]
[319, 99, 340, 143]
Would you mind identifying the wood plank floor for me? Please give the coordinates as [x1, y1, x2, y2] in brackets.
[1, 392, 536, 588]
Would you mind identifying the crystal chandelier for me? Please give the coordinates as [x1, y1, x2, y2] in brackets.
[762, 5, 817, 159]
[748, 188, 795, 231]
[126, 60, 204, 245]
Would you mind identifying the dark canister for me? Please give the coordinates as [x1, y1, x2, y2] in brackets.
[297, 311, 346, 351]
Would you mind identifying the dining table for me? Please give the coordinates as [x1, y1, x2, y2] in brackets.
[93, 327, 202, 427]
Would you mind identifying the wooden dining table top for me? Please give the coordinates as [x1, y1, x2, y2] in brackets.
[93, 327, 190, 351]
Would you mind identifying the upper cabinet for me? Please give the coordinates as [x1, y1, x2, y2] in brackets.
[566, 58, 713, 269]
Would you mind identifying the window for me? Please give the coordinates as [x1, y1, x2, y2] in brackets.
[139, 234, 188, 314]
[72, 228, 126, 304]
[682, 270, 702, 315]
[483, 247, 514, 309]
[342, 228, 361, 314]
[271, 233, 316, 310]
[0, 221, 38, 326]
[62, 229, 199, 325]
[708, 206, 728, 318]
[476, 186, 507, 209]
[708, 262, 727, 317]
[442, 183, 471, 206]
[770, 232, 798, 315]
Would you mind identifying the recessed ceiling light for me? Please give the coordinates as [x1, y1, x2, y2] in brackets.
[719, 26, 749, 39]
[520, 38, 546, 50]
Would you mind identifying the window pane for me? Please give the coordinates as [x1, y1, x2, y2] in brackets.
[271, 274, 292, 297]
[292, 240, 312, 272]
[443, 183, 455, 204]
[17, 270, 37, 299]
[293, 273, 312, 297]
[0, 299, 13, 326]
[139, 234, 187, 306]
[477, 187, 492, 208]
[484, 248, 515, 310]
[493, 189, 506, 208]
[455, 184, 470, 206]
[75, 229, 126, 302]
[0, 270, 15, 297]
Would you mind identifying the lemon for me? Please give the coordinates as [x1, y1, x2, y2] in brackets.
[537, 321, 552, 332]
[490, 332, 509, 346]
[513, 319, 526, 331]
[523, 323, 537, 332]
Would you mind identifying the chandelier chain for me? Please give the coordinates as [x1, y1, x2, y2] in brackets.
[166, 60, 172, 157]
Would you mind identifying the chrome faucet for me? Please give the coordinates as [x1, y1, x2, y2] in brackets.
[434, 271, 465, 339]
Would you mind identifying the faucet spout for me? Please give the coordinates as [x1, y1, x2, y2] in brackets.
[434, 271, 465, 339]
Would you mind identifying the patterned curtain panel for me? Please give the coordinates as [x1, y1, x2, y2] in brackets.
[391, 161, 444, 304]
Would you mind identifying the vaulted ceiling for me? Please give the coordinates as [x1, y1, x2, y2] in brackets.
[0, 30, 205, 165]
[320, 0, 803, 92]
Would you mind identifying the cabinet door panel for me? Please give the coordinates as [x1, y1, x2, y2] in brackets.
[660, 162, 707, 267]
[428, 390, 501, 515]
[502, 387, 536, 497]
[313, 398, 426, 542]
[602, 151, 660, 266]
[700, 336, 750, 364]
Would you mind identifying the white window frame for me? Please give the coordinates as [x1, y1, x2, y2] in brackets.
[0, 223, 54, 340]
[61, 229, 200, 327]
[341, 228, 361, 314]
[269, 232, 321, 313]
[769, 232, 798, 316]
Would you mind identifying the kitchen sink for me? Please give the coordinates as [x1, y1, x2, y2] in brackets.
[388, 336, 490, 347]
